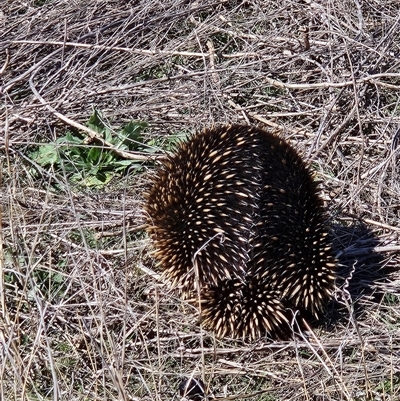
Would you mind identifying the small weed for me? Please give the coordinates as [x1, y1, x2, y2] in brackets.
[32, 268, 67, 301]
[67, 227, 98, 248]
[136, 64, 171, 81]
[145, 130, 189, 152]
[30, 109, 149, 188]
[383, 292, 400, 306]
[375, 374, 400, 397]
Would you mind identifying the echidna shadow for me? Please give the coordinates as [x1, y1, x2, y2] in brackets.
[326, 222, 396, 326]
[145, 124, 337, 340]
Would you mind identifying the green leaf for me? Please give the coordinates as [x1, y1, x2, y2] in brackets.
[118, 120, 148, 150]
[104, 127, 113, 143]
[87, 146, 102, 164]
[102, 151, 116, 165]
[113, 159, 135, 167]
[52, 273, 64, 284]
[33, 144, 59, 166]
[60, 132, 82, 144]
[87, 108, 106, 133]
[79, 172, 113, 188]
[112, 159, 136, 172]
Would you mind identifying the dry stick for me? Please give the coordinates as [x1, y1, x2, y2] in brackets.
[360, 146, 400, 180]
[376, 127, 400, 218]
[338, 185, 400, 230]
[0, 48, 9, 75]
[0, 175, 5, 323]
[343, 256, 372, 399]
[93, 68, 227, 96]
[11, 39, 210, 58]
[155, 287, 162, 400]
[344, 41, 367, 192]
[0, 181, 28, 392]
[47, 231, 148, 257]
[208, 388, 277, 401]
[0, 186, 25, 393]
[336, 144, 400, 223]
[339, 260, 371, 398]
[20, 190, 61, 400]
[310, 102, 358, 162]
[1, 0, 225, 93]
[0, 47, 63, 94]
[293, 318, 311, 401]
[221, 89, 287, 131]
[300, 320, 353, 401]
[207, 40, 220, 87]
[81, 68, 400, 96]
[261, 73, 400, 90]
[306, 89, 345, 159]
[2, 105, 10, 174]
[223, 94, 251, 126]
[217, 358, 284, 381]
[80, 318, 128, 401]
[6, 28, 400, 96]
[155, 333, 398, 358]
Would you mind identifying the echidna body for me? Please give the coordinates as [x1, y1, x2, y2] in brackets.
[145, 125, 336, 340]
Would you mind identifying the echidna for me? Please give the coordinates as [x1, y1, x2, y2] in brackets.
[145, 125, 336, 340]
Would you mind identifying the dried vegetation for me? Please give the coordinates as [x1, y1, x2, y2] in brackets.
[1, 0, 400, 400]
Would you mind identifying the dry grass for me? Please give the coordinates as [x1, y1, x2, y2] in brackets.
[1, 0, 400, 400]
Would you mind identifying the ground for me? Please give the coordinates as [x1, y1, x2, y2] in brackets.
[1, 0, 400, 400]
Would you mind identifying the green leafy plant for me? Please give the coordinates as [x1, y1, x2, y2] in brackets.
[31, 109, 148, 187]
[383, 292, 400, 306]
[144, 130, 188, 152]
[31, 268, 67, 302]
[376, 375, 400, 397]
